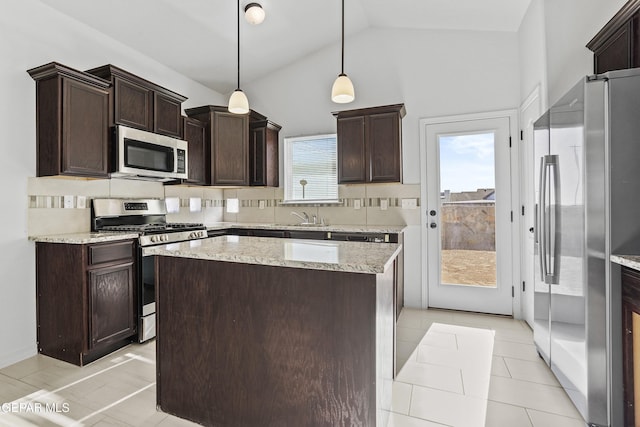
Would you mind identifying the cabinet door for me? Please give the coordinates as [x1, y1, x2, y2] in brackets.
[250, 127, 266, 186]
[183, 117, 207, 185]
[368, 112, 402, 182]
[213, 112, 249, 185]
[62, 78, 110, 177]
[594, 22, 632, 74]
[337, 116, 366, 183]
[114, 78, 153, 131]
[265, 126, 279, 187]
[88, 262, 136, 349]
[155, 93, 183, 138]
[622, 268, 640, 426]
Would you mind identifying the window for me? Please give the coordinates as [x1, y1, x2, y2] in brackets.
[284, 134, 338, 203]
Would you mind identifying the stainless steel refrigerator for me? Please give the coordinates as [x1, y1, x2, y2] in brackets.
[533, 68, 640, 427]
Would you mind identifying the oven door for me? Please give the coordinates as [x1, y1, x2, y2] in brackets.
[140, 251, 156, 342]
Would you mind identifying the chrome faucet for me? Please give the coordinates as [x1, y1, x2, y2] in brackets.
[291, 211, 310, 224]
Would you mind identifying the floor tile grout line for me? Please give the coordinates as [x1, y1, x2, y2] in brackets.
[72, 382, 156, 426]
[486, 396, 583, 421]
[489, 372, 564, 389]
[523, 405, 585, 422]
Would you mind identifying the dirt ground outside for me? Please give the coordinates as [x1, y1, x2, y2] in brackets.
[441, 249, 496, 287]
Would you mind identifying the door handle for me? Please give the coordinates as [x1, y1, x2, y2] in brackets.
[547, 155, 561, 285]
[430, 223, 437, 229]
[529, 227, 534, 233]
[538, 157, 547, 281]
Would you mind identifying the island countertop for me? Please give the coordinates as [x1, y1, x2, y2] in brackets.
[611, 254, 640, 272]
[143, 235, 401, 274]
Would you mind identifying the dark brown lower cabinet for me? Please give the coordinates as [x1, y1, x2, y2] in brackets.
[36, 240, 137, 366]
[622, 267, 640, 426]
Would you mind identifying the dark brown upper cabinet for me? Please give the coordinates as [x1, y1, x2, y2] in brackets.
[182, 116, 207, 186]
[249, 111, 281, 187]
[86, 64, 187, 138]
[587, 0, 640, 74]
[28, 62, 111, 178]
[186, 106, 250, 186]
[333, 104, 406, 184]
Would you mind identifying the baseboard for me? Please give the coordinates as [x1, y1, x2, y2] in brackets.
[0, 344, 37, 370]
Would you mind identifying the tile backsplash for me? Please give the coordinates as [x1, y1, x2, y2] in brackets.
[223, 183, 421, 227]
[27, 177, 420, 236]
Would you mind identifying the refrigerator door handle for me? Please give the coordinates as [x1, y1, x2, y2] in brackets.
[546, 154, 561, 285]
[538, 156, 547, 281]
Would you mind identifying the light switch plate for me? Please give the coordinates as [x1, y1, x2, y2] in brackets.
[380, 199, 388, 210]
[259, 200, 265, 210]
[63, 195, 74, 209]
[76, 196, 87, 209]
[354, 199, 361, 210]
[401, 198, 417, 209]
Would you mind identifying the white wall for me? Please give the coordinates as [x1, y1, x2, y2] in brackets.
[0, 0, 225, 368]
[543, 0, 628, 105]
[245, 27, 521, 308]
[518, 0, 548, 110]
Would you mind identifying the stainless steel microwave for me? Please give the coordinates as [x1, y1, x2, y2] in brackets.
[111, 125, 188, 181]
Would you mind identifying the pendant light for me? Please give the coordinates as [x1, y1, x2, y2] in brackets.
[244, 3, 265, 25]
[331, 0, 355, 103]
[229, 0, 249, 114]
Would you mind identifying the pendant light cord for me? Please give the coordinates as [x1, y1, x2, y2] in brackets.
[341, 0, 345, 75]
[237, 0, 241, 90]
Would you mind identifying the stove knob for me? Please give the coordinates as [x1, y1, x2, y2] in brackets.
[162, 235, 169, 242]
[150, 236, 158, 243]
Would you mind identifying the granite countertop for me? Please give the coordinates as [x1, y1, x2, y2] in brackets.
[29, 232, 139, 244]
[611, 255, 640, 272]
[205, 222, 407, 234]
[143, 235, 402, 274]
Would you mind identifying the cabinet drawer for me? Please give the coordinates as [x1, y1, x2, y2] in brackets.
[89, 241, 135, 266]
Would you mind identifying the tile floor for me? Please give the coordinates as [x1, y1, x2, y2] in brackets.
[392, 308, 584, 427]
[0, 308, 584, 426]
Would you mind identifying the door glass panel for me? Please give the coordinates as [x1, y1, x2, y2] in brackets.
[438, 132, 496, 287]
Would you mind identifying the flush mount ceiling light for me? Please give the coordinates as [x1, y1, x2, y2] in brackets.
[229, 0, 249, 114]
[331, 0, 355, 104]
[244, 2, 265, 25]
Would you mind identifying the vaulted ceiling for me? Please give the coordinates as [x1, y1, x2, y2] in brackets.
[40, 0, 532, 94]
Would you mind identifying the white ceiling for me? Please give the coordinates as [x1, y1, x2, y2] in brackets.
[40, 0, 532, 94]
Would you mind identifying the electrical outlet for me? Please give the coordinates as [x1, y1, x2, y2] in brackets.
[259, 200, 265, 210]
[380, 199, 388, 210]
[354, 199, 361, 210]
[401, 198, 417, 209]
[63, 195, 74, 209]
[76, 196, 86, 209]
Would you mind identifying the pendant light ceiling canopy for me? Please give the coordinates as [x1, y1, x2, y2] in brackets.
[331, 0, 354, 104]
[244, 3, 265, 25]
[229, 0, 249, 114]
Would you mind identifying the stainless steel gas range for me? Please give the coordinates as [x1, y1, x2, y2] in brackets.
[92, 198, 207, 342]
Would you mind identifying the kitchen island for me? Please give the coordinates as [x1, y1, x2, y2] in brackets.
[144, 236, 401, 427]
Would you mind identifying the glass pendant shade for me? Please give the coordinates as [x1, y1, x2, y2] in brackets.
[331, 73, 355, 103]
[228, 89, 249, 114]
[244, 3, 265, 25]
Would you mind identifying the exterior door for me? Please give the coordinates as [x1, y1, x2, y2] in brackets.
[423, 116, 513, 315]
